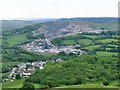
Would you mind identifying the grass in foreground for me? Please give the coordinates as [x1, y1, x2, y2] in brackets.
[56, 84, 119, 88]
[2, 79, 42, 88]
[2, 79, 119, 89]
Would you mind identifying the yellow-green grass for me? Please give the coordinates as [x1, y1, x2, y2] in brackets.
[108, 44, 118, 47]
[84, 35, 98, 39]
[110, 80, 119, 87]
[2, 62, 21, 67]
[96, 51, 118, 57]
[0, 74, 2, 78]
[78, 39, 93, 46]
[56, 84, 118, 88]
[0, 83, 2, 89]
[6, 34, 30, 46]
[106, 48, 112, 50]
[63, 40, 76, 45]
[97, 39, 118, 43]
[2, 79, 42, 88]
[112, 35, 120, 39]
[85, 45, 101, 51]
[19, 54, 34, 59]
[2, 79, 25, 88]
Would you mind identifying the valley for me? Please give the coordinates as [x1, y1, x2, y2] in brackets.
[1, 18, 119, 89]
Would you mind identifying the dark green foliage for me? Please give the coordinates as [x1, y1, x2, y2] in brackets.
[45, 80, 54, 88]
[74, 76, 83, 85]
[15, 74, 21, 79]
[20, 82, 35, 90]
[26, 32, 45, 39]
[102, 78, 110, 86]
[2, 67, 11, 73]
[58, 51, 66, 56]
[2, 46, 49, 62]
[26, 55, 118, 86]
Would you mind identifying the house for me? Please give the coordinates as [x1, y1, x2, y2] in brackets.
[56, 59, 63, 62]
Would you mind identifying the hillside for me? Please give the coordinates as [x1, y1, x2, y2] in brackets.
[1, 17, 119, 89]
[1, 18, 59, 31]
[2, 20, 35, 31]
[32, 17, 118, 39]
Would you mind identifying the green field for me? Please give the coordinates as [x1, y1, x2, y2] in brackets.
[84, 35, 98, 39]
[96, 51, 118, 57]
[108, 44, 118, 47]
[5, 34, 31, 46]
[63, 40, 76, 45]
[2, 79, 25, 88]
[2, 62, 21, 67]
[2, 79, 119, 89]
[97, 39, 118, 43]
[85, 45, 101, 51]
[57, 83, 118, 88]
[2, 79, 42, 88]
[78, 39, 93, 46]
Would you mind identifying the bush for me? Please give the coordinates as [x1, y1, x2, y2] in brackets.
[20, 82, 35, 90]
[102, 78, 109, 86]
[15, 74, 21, 79]
[45, 80, 54, 88]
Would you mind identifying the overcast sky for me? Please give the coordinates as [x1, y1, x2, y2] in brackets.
[0, 0, 119, 20]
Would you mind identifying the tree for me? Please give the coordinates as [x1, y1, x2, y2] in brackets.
[102, 78, 109, 86]
[15, 74, 21, 79]
[58, 51, 66, 56]
[45, 80, 54, 88]
[20, 82, 35, 90]
[74, 76, 83, 85]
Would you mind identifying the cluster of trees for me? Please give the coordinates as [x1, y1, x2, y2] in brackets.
[81, 31, 117, 36]
[92, 43, 118, 53]
[25, 55, 118, 88]
[52, 31, 118, 47]
[2, 46, 50, 62]
[51, 34, 92, 46]
[26, 32, 45, 40]
[19, 82, 35, 90]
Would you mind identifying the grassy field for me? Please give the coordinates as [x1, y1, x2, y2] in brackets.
[6, 34, 31, 46]
[110, 80, 119, 86]
[85, 45, 101, 51]
[96, 51, 118, 57]
[84, 35, 98, 39]
[108, 44, 118, 47]
[63, 40, 76, 45]
[2, 79, 119, 89]
[2, 78, 42, 88]
[19, 54, 34, 60]
[57, 83, 118, 88]
[97, 39, 118, 43]
[78, 39, 93, 46]
[2, 79, 25, 88]
[2, 62, 21, 67]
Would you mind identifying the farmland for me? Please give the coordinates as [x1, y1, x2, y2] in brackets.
[97, 39, 118, 43]
[85, 45, 101, 51]
[5, 34, 31, 47]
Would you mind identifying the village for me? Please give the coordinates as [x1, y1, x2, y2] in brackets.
[3, 59, 64, 82]
[21, 38, 85, 55]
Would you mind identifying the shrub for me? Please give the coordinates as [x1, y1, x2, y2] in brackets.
[102, 78, 109, 86]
